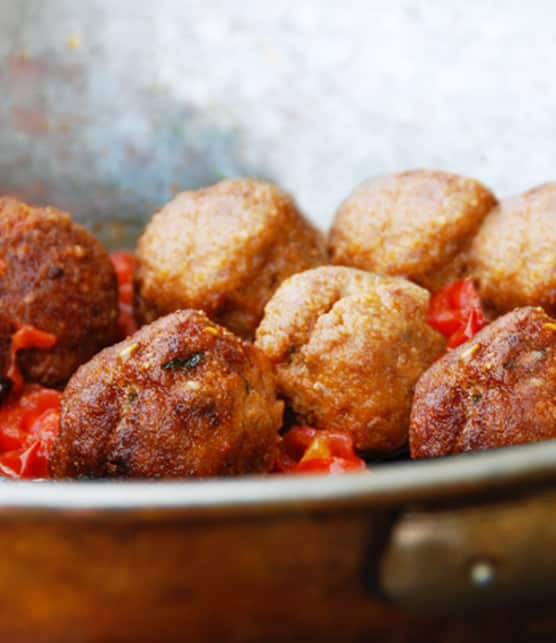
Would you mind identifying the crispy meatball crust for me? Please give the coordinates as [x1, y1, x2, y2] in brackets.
[0, 197, 118, 386]
[469, 183, 556, 316]
[329, 169, 496, 291]
[50, 310, 283, 479]
[410, 307, 556, 458]
[255, 266, 445, 453]
[135, 178, 327, 339]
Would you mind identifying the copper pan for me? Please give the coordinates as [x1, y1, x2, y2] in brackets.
[2, 2, 556, 641]
[1, 444, 556, 642]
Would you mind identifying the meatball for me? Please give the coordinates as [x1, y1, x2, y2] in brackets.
[50, 310, 283, 479]
[255, 266, 445, 453]
[328, 169, 496, 291]
[0, 197, 118, 386]
[469, 183, 556, 316]
[410, 307, 556, 458]
[135, 178, 326, 339]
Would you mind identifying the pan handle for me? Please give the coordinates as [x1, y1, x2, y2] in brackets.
[379, 488, 556, 612]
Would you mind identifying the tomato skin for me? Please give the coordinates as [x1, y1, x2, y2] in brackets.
[277, 425, 366, 474]
[0, 384, 61, 479]
[281, 425, 318, 460]
[110, 251, 138, 338]
[294, 457, 366, 474]
[0, 325, 59, 477]
[427, 279, 488, 350]
[445, 307, 484, 349]
[7, 326, 57, 394]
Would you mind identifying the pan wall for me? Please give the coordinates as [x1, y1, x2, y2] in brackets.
[0, 0, 555, 238]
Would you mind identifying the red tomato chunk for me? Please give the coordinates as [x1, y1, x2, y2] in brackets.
[110, 250, 138, 338]
[276, 425, 366, 474]
[8, 325, 57, 394]
[0, 324, 61, 479]
[0, 384, 61, 479]
[427, 279, 488, 349]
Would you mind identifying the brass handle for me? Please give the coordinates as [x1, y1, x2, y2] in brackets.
[379, 489, 556, 612]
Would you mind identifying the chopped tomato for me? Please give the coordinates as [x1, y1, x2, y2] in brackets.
[0, 324, 61, 479]
[7, 325, 57, 394]
[294, 457, 367, 473]
[0, 384, 61, 479]
[276, 425, 366, 474]
[427, 279, 488, 350]
[110, 250, 138, 338]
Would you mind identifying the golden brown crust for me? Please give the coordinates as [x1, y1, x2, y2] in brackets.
[255, 266, 445, 453]
[0, 197, 118, 386]
[469, 183, 556, 316]
[328, 169, 496, 291]
[50, 310, 283, 479]
[410, 307, 556, 458]
[134, 178, 327, 339]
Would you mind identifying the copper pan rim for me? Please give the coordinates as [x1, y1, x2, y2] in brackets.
[0, 440, 554, 519]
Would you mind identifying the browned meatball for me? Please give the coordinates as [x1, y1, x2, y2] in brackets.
[0, 197, 118, 386]
[469, 183, 556, 316]
[135, 178, 326, 339]
[410, 307, 556, 458]
[50, 310, 283, 479]
[329, 169, 496, 291]
[255, 266, 444, 453]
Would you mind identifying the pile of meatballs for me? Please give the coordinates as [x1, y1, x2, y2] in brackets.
[1, 170, 556, 479]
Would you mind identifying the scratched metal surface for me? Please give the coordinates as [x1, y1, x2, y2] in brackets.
[0, 0, 555, 246]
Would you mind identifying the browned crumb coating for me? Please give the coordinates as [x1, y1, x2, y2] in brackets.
[134, 178, 327, 339]
[0, 197, 118, 386]
[469, 183, 556, 316]
[410, 307, 556, 458]
[255, 266, 445, 454]
[329, 169, 496, 291]
[50, 310, 283, 479]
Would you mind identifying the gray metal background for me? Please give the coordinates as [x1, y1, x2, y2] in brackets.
[0, 0, 555, 240]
